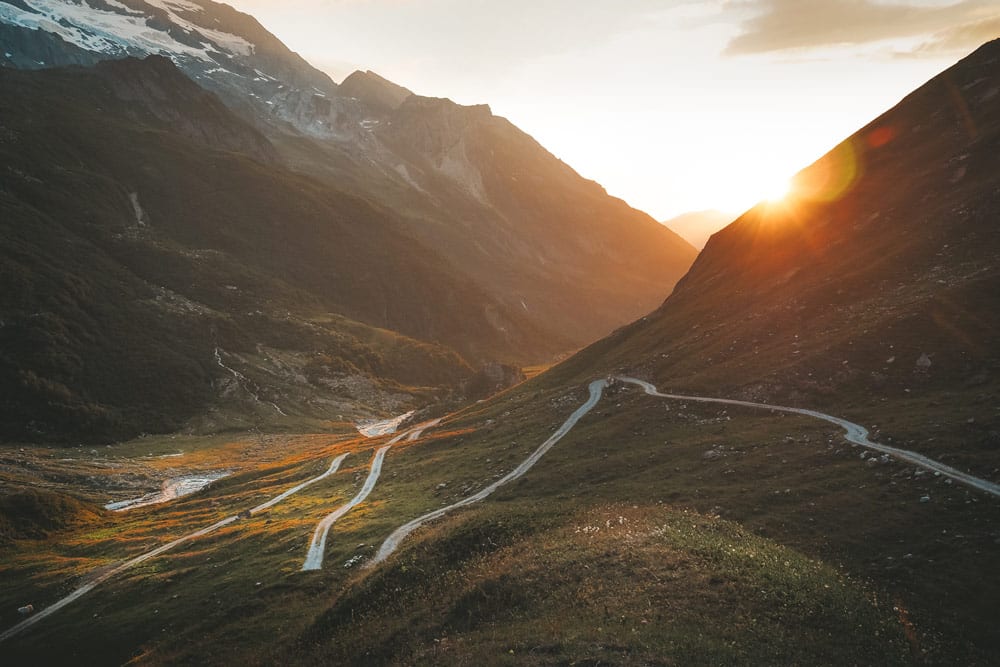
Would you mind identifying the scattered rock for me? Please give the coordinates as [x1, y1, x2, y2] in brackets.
[702, 447, 724, 461]
[920, 495, 931, 503]
[915, 353, 932, 371]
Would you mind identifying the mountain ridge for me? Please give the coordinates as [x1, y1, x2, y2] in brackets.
[0, 0, 699, 352]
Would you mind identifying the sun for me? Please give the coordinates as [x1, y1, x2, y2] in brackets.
[708, 172, 795, 214]
[762, 175, 792, 203]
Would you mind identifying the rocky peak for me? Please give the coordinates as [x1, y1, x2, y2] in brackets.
[339, 70, 413, 113]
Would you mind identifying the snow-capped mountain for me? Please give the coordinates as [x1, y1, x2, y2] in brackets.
[0, 0, 698, 379]
[0, 0, 365, 138]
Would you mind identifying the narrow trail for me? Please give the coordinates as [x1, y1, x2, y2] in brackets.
[370, 379, 607, 566]
[302, 418, 442, 570]
[617, 377, 1000, 498]
[0, 453, 350, 643]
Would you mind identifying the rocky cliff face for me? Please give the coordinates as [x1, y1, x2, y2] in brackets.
[339, 70, 414, 113]
[0, 0, 363, 138]
[0, 21, 104, 68]
[94, 56, 278, 163]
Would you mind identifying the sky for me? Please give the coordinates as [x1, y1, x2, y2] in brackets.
[223, 0, 999, 221]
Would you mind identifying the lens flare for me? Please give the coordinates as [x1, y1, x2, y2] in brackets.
[792, 138, 861, 204]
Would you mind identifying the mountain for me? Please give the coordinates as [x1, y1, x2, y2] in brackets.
[2, 39, 999, 667]
[353, 94, 699, 343]
[0, 56, 566, 443]
[339, 69, 414, 113]
[0, 0, 698, 350]
[514, 40, 1000, 658]
[563, 39, 1000, 458]
[0, 0, 350, 137]
[662, 209, 734, 249]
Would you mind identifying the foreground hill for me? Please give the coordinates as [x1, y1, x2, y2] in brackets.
[0, 57, 561, 442]
[0, 0, 698, 352]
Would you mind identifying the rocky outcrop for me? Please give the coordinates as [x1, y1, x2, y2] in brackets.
[340, 70, 414, 113]
[0, 22, 104, 69]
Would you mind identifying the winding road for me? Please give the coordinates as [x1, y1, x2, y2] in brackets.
[301, 418, 442, 570]
[617, 377, 1000, 498]
[302, 446, 390, 571]
[0, 452, 351, 643]
[8, 375, 998, 640]
[370, 375, 1000, 566]
[369, 379, 608, 565]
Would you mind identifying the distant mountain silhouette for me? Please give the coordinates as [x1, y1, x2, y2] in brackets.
[662, 210, 735, 249]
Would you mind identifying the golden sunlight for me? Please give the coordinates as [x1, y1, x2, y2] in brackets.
[708, 167, 796, 214]
[762, 175, 793, 203]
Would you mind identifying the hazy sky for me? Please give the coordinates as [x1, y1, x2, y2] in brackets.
[224, 0, 998, 220]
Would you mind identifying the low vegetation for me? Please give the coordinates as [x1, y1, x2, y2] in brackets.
[1, 375, 997, 664]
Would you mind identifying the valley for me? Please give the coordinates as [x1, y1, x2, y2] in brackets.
[2, 371, 998, 663]
[1, 1, 998, 665]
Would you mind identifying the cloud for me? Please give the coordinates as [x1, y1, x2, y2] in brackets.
[723, 0, 999, 56]
[905, 15, 1000, 55]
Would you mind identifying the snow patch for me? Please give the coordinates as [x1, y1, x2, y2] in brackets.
[0, 0, 253, 65]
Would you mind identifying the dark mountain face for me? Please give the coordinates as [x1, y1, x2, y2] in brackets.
[369, 97, 698, 344]
[557, 39, 1000, 468]
[0, 0, 696, 442]
[0, 57, 566, 443]
[1, 0, 698, 353]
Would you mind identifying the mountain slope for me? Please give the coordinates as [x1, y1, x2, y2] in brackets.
[0, 57, 562, 442]
[0, 0, 352, 137]
[558, 39, 1000, 468]
[507, 47, 1000, 657]
[371, 96, 699, 343]
[0, 0, 699, 351]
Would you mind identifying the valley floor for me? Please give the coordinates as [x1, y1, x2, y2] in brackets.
[1, 374, 998, 665]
